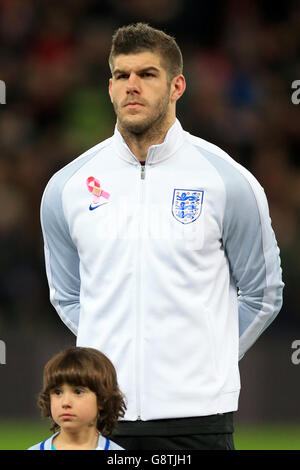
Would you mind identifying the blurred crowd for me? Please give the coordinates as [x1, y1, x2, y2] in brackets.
[0, 0, 299, 334]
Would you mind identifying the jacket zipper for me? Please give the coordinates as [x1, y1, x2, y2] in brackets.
[136, 162, 146, 420]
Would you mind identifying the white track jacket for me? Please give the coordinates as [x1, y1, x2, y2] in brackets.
[41, 119, 284, 420]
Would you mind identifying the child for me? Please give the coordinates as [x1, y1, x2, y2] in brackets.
[28, 347, 126, 450]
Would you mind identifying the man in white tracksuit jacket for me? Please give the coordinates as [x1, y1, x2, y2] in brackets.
[40, 23, 284, 450]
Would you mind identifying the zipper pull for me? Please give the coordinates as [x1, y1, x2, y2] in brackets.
[141, 164, 145, 180]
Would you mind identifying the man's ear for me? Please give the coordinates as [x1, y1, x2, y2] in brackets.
[170, 75, 186, 103]
[108, 78, 113, 103]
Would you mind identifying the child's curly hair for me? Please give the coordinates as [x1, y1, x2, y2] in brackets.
[38, 347, 126, 437]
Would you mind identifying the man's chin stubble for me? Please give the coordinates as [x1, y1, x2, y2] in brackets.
[118, 110, 170, 138]
[120, 119, 151, 136]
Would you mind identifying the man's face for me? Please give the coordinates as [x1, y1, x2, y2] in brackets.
[109, 51, 172, 135]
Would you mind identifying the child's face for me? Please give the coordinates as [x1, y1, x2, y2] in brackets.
[50, 383, 98, 432]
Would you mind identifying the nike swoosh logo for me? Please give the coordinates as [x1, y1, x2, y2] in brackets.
[89, 202, 108, 211]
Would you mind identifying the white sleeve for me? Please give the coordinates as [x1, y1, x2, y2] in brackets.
[193, 141, 284, 359]
[40, 174, 80, 335]
[221, 165, 284, 359]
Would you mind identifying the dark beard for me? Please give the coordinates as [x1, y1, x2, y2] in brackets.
[113, 89, 170, 138]
[116, 107, 170, 140]
[117, 116, 153, 136]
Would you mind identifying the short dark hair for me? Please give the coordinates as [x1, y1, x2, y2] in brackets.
[109, 23, 183, 80]
[38, 347, 126, 437]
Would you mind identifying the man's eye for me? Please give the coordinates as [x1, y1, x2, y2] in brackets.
[116, 74, 128, 80]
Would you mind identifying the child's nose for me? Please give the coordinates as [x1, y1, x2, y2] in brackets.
[61, 393, 72, 407]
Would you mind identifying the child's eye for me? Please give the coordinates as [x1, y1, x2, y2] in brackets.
[52, 389, 61, 395]
[74, 388, 84, 395]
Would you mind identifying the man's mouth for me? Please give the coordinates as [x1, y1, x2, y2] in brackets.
[124, 102, 144, 107]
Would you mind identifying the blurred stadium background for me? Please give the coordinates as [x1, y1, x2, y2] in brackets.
[0, 0, 299, 450]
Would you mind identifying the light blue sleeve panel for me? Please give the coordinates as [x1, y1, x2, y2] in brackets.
[27, 443, 41, 450]
[40, 148, 102, 335]
[195, 145, 284, 359]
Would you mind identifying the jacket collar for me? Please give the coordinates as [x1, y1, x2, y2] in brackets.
[113, 119, 184, 165]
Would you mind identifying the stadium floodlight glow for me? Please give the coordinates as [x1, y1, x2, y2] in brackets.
[0, 80, 6, 104]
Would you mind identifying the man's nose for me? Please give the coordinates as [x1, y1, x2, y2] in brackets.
[126, 73, 140, 94]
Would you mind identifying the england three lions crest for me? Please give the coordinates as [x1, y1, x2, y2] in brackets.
[172, 189, 204, 224]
